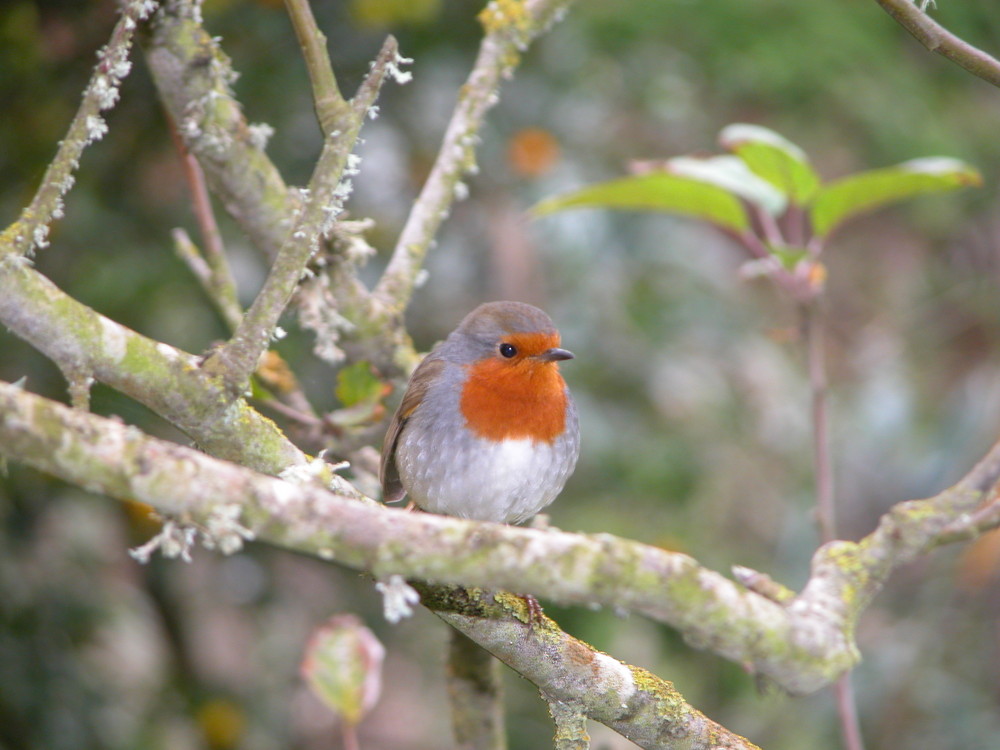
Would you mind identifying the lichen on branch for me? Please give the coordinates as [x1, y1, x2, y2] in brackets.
[4, 381, 1000, 700]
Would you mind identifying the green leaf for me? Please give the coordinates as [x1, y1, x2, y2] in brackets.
[666, 155, 788, 215]
[720, 123, 820, 204]
[336, 361, 382, 407]
[532, 172, 750, 233]
[810, 157, 982, 238]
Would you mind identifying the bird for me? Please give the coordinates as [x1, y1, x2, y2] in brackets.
[379, 301, 579, 526]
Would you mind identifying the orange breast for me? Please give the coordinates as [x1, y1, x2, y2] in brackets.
[459, 333, 568, 443]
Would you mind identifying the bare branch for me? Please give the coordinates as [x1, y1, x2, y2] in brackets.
[421, 585, 759, 750]
[547, 698, 590, 750]
[144, 2, 299, 260]
[1, 381, 760, 747]
[6, 382, 1000, 698]
[168, 120, 242, 331]
[446, 630, 506, 750]
[2, 0, 157, 258]
[874, 0, 1000, 88]
[283, 0, 351, 135]
[373, 0, 575, 313]
[803, 302, 836, 544]
[202, 38, 400, 393]
[172, 229, 243, 332]
[935, 491, 1000, 544]
[0, 262, 307, 474]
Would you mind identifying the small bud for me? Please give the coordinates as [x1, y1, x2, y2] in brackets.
[301, 615, 385, 727]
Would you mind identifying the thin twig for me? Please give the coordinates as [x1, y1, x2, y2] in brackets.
[167, 118, 242, 330]
[446, 630, 506, 750]
[834, 675, 865, 750]
[342, 724, 359, 750]
[283, 0, 352, 135]
[145, 3, 299, 261]
[802, 296, 864, 750]
[804, 301, 836, 544]
[547, 698, 590, 750]
[935, 490, 1000, 544]
[255, 392, 325, 427]
[172, 228, 242, 330]
[874, 0, 1000, 88]
[753, 203, 785, 248]
[202, 37, 399, 394]
[373, 0, 576, 312]
[3, 0, 157, 257]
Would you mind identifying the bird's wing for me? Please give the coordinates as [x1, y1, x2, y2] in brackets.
[379, 355, 446, 504]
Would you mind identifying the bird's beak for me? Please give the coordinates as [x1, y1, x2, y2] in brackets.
[536, 347, 574, 362]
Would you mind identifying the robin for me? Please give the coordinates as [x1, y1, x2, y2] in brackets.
[379, 301, 580, 525]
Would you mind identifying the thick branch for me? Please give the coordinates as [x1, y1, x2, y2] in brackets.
[0, 382, 760, 747]
[5, 382, 1000, 697]
[419, 585, 758, 750]
[0, 259, 306, 474]
[874, 0, 1000, 88]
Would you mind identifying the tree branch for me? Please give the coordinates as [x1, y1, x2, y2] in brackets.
[143, 3, 414, 375]
[283, 0, 351, 135]
[143, 1, 300, 261]
[372, 0, 575, 314]
[0, 260, 307, 475]
[2, 0, 158, 258]
[168, 115, 243, 332]
[5, 381, 1000, 700]
[419, 585, 758, 750]
[200, 37, 399, 394]
[0, 381, 761, 747]
[874, 0, 1000, 88]
[446, 630, 507, 750]
[546, 698, 590, 750]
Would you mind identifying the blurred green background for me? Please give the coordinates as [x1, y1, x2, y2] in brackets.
[3, 0, 1000, 748]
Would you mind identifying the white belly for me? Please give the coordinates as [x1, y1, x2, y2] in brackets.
[396, 436, 575, 524]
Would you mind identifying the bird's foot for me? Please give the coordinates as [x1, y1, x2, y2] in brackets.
[523, 594, 544, 625]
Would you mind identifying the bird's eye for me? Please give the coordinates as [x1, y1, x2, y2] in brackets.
[499, 342, 517, 358]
